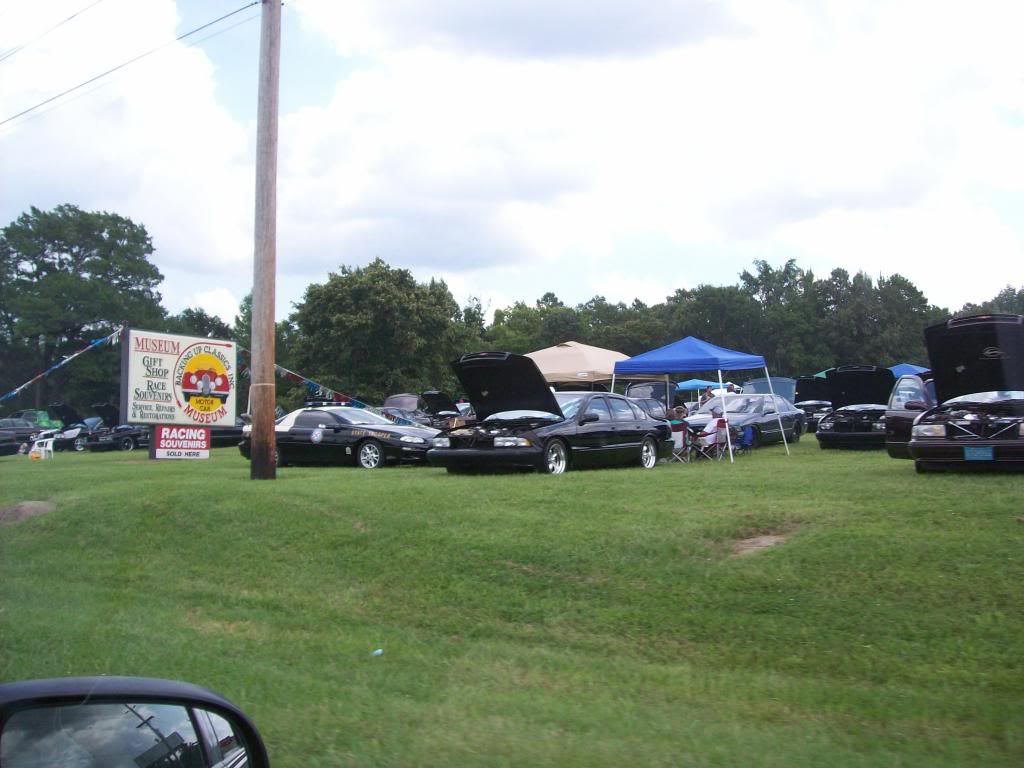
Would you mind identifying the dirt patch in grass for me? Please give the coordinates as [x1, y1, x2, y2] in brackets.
[732, 533, 789, 557]
[0, 501, 56, 526]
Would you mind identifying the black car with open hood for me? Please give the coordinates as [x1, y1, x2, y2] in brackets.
[85, 403, 151, 452]
[381, 390, 468, 429]
[909, 314, 1024, 472]
[815, 366, 896, 449]
[32, 403, 106, 452]
[428, 352, 671, 474]
[794, 376, 833, 433]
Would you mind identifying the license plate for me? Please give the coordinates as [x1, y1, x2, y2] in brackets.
[964, 446, 994, 461]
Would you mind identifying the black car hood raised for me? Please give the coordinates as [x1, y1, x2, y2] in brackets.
[825, 366, 895, 408]
[925, 314, 1024, 402]
[451, 352, 563, 422]
[420, 390, 460, 415]
[383, 393, 418, 411]
[795, 376, 830, 403]
[48, 402, 84, 427]
[92, 403, 121, 429]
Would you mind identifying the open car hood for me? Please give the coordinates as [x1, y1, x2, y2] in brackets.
[48, 402, 84, 427]
[795, 376, 830, 403]
[91, 403, 121, 429]
[825, 366, 895, 408]
[925, 314, 1024, 402]
[451, 352, 563, 422]
[383, 393, 418, 411]
[420, 390, 460, 415]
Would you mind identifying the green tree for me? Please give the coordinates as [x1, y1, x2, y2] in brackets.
[0, 204, 164, 409]
[289, 259, 466, 403]
[164, 307, 232, 339]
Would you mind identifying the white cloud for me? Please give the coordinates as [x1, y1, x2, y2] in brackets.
[2, 0, 1022, 334]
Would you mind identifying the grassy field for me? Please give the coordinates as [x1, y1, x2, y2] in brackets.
[1, 441, 1022, 767]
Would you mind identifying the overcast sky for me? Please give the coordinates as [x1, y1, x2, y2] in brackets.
[2, 0, 1021, 326]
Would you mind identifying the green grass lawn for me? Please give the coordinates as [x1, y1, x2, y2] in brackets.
[1, 442, 1022, 767]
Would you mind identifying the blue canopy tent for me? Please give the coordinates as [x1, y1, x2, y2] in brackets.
[889, 363, 928, 378]
[613, 336, 790, 461]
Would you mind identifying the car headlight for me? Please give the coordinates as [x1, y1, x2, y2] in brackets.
[431, 437, 450, 448]
[817, 421, 833, 431]
[494, 436, 532, 448]
[400, 435, 426, 444]
[912, 424, 945, 438]
[871, 419, 886, 431]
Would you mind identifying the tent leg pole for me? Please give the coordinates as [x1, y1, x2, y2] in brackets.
[718, 369, 734, 462]
[765, 365, 789, 456]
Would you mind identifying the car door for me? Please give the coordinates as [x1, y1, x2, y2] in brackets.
[607, 396, 643, 463]
[573, 395, 615, 467]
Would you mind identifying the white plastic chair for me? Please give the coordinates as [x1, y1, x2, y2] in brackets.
[30, 437, 55, 460]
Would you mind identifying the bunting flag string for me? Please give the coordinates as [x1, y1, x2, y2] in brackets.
[235, 347, 419, 426]
[0, 326, 124, 404]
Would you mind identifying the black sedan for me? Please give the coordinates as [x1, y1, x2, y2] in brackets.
[0, 418, 41, 454]
[683, 394, 804, 447]
[910, 314, 1024, 472]
[815, 366, 896, 449]
[239, 404, 439, 468]
[427, 352, 672, 474]
[84, 403, 151, 452]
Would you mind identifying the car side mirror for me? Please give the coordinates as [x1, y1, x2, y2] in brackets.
[580, 412, 599, 425]
[0, 677, 270, 768]
[904, 400, 927, 411]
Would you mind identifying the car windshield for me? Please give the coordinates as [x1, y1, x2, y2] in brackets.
[554, 393, 586, 419]
[945, 391, 1024, 404]
[696, 396, 761, 414]
[330, 408, 395, 426]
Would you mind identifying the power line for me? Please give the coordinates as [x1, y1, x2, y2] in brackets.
[0, 1, 260, 129]
[0, 0, 107, 64]
[0, 9, 263, 132]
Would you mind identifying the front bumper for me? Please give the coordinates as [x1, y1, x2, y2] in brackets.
[909, 439, 1024, 468]
[815, 431, 886, 449]
[427, 446, 543, 471]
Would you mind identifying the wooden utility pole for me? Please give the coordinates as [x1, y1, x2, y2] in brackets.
[250, 0, 281, 479]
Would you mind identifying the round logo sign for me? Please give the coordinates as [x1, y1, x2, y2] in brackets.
[311, 428, 324, 444]
[173, 342, 235, 424]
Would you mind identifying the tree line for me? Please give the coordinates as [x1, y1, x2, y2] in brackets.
[2, 204, 1022, 412]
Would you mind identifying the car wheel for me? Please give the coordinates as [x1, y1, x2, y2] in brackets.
[789, 425, 800, 443]
[357, 439, 385, 469]
[914, 460, 939, 474]
[640, 436, 658, 469]
[543, 439, 569, 475]
[119, 436, 135, 451]
[750, 429, 762, 448]
[74, 436, 87, 452]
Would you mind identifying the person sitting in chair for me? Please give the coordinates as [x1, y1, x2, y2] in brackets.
[696, 405, 726, 455]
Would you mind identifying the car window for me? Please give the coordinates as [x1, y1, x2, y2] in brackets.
[889, 378, 924, 409]
[584, 397, 611, 422]
[628, 401, 647, 419]
[332, 408, 394, 426]
[295, 412, 332, 429]
[609, 397, 635, 422]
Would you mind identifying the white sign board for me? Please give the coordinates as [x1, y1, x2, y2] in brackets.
[122, 329, 238, 428]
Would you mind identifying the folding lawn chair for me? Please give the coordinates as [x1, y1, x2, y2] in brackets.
[670, 422, 691, 463]
[693, 419, 727, 461]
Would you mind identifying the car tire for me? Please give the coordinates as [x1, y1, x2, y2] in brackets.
[119, 436, 135, 451]
[789, 425, 800, 443]
[750, 429, 762, 448]
[357, 439, 385, 469]
[542, 439, 569, 475]
[914, 460, 939, 474]
[74, 436, 87, 452]
[640, 436, 658, 469]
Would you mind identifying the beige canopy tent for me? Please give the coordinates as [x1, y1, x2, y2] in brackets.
[525, 341, 628, 384]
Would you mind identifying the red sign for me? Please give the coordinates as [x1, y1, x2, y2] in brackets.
[153, 425, 211, 460]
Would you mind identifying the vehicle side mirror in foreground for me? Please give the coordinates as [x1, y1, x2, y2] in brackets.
[579, 413, 600, 425]
[904, 400, 927, 411]
[0, 677, 270, 768]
